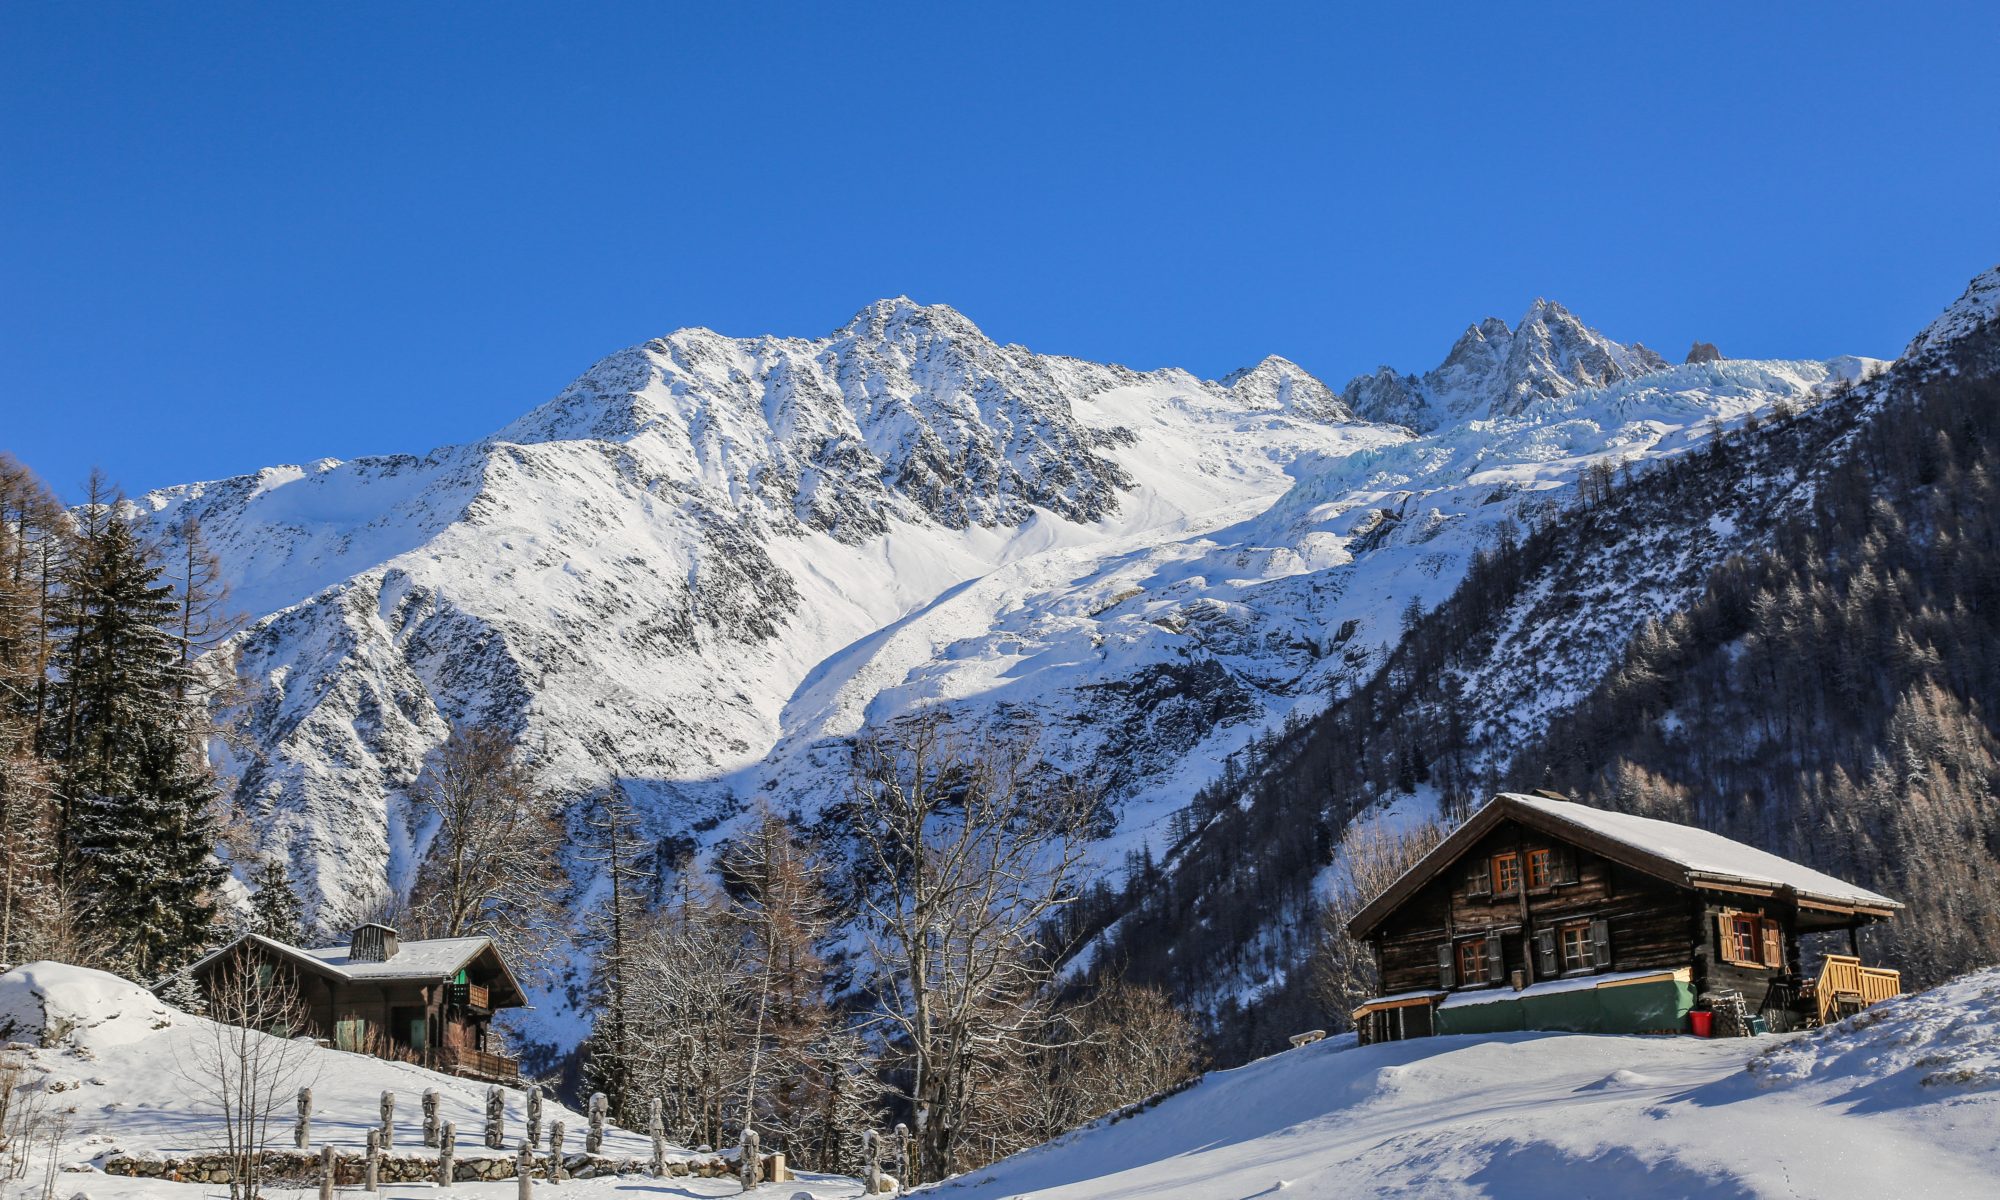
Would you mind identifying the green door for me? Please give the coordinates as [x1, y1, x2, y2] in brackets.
[335, 1016, 365, 1052]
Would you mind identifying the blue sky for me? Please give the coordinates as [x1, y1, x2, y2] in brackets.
[5, 2, 1997, 498]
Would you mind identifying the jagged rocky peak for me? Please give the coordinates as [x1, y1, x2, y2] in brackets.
[1686, 341, 1724, 364]
[1219, 355, 1354, 422]
[1901, 265, 2000, 367]
[1341, 298, 1667, 431]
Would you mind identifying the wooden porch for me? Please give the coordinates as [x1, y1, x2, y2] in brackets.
[1805, 954, 1901, 1027]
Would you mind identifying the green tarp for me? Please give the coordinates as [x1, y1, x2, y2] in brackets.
[1435, 977, 1694, 1036]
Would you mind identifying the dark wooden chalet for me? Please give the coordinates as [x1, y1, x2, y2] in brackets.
[187, 923, 528, 1084]
[1345, 793, 1903, 1045]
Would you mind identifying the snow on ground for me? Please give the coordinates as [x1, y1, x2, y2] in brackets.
[923, 969, 2000, 1200]
[0, 963, 859, 1200]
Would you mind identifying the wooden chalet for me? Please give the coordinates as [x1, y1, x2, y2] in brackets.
[1345, 793, 1903, 1045]
[187, 923, 528, 1084]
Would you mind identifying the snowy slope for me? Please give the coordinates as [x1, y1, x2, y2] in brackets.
[925, 970, 2000, 1200]
[129, 295, 1874, 1054]
[0, 962, 860, 1199]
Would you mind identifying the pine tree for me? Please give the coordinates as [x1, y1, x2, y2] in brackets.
[54, 510, 223, 976]
[248, 856, 304, 944]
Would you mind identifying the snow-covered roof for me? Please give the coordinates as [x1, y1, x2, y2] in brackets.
[1502, 795, 1899, 908]
[186, 932, 522, 1003]
[296, 936, 493, 980]
[1348, 793, 1901, 940]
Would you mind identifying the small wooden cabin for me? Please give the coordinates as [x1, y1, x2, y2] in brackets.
[186, 923, 528, 1084]
[1345, 793, 1903, 1044]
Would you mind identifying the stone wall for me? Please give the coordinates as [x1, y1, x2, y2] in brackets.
[102, 1149, 752, 1185]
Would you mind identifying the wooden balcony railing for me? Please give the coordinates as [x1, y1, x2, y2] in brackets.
[433, 1044, 519, 1084]
[448, 982, 492, 1012]
[1813, 954, 1901, 1026]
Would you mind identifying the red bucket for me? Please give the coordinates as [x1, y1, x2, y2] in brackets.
[1690, 1011, 1714, 1038]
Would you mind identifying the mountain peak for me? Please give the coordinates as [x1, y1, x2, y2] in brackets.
[834, 295, 991, 345]
[1901, 266, 2000, 366]
[1342, 300, 1665, 430]
[1221, 355, 1352, 422]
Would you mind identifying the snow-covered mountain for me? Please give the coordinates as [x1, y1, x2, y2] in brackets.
[1339, 298, 1670, 432]
[135, 294, 1870, 1024]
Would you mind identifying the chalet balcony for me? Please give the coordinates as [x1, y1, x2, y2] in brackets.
[432, 1044, 519, 1085]
[448, 982, 492, 1012]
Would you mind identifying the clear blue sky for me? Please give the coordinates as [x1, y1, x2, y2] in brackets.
[5, 2, 1997, 499]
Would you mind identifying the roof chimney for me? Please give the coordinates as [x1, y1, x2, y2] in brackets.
[350, 922, 400, 963]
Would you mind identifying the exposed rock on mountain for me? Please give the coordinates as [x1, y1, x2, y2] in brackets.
[1341, 299, 1668, 431]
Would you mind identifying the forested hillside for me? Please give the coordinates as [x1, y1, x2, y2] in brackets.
[1079, 275, 2000, 1063]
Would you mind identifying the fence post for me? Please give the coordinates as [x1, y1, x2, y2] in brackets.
[863, 1129, 879, 1195]
[648, 1099, 665, 1177]
[365, 1130, 380, 1193]
[527, 1085, 544, 1149]
[486, 1085, 506, 1150]
[517, 1141, 534, 1200]
[586, 1093, 606, 1154]
[295, 1087, 313, 1150]
[439, 1121, 456, 1188]
[319, 1144, 336, 1200]
[895, 1123, 911, 1191]
[423, 1089, 440, 1148]
[547, 1122, 565, 1186]
[738, 1127, 761, 1191]
[379, 1091, 396, 1152]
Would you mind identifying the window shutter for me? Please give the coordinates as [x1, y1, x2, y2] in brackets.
[1438, 942, 1456, 989]
[1589, 917, 1612, 969]
[1716, 910, 1737, 965]
[1556, 845, 1579, 885]
[1466, 861, 1491, 898]
[1535, 928, 1557, 976]
[1485, 934, 1506, 983]
[1761, 919, 1783, 969]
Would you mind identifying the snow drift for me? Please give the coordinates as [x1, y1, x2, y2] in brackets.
[925, 968, 2000, 1200]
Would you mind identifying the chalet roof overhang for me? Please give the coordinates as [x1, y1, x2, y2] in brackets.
[1345, 793, 1903, 941]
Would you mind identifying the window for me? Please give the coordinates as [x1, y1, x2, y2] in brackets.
[1528, 848, 1554, 890]
[1717, 910, 1785, 968]
[1457, 937, 1487, 985]
[1730, 914, 1759, 964]
[1560, 924, 1594, 970]
[1491, 852, 1521, 896]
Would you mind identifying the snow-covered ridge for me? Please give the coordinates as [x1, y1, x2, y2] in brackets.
[1902, 265, 2000, 365]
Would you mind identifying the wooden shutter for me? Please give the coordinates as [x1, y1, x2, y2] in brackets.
[1535, 928, 1558, 976]
[1589, 917, 1612, 969]
[1760, 919, 1784, 969]
[1716, 910, 1737, 965]
[1437, 942, 1456, 989]
[1466, 861, 1491, 898]
[1485, 934, 1506, 983]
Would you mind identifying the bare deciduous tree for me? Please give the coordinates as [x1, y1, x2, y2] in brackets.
[407, 727, 564, 978]
[176, 947, 320, 1200]
[1307, 818, 1448, 1026]
[850, 714, 1096, 1184]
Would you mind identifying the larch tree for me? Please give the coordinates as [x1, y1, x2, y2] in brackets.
[579, 789, 656, 1118]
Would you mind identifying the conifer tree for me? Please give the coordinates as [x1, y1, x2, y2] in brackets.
[53, 508, 222, 976]
[248, 856, 305, 944]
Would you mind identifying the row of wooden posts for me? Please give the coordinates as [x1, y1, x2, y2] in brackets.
[286, 1087, 877, 1193]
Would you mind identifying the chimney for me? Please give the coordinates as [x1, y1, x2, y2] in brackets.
[350, 923, 400, 963]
